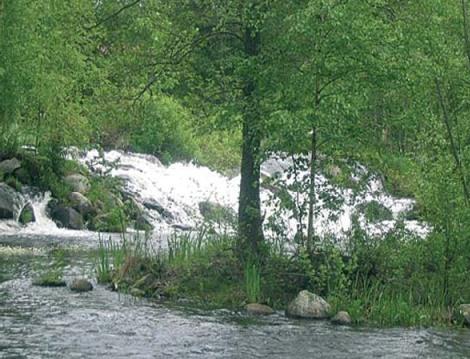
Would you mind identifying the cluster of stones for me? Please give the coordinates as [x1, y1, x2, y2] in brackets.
[244, 290, 352, 326]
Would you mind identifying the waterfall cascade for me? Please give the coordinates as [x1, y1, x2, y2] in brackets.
[0, 149, 428, 239]
[79, 150, 428, 239]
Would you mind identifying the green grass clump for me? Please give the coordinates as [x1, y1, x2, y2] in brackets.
[244, 262, 261, 303]
[95, 237, 127, 284]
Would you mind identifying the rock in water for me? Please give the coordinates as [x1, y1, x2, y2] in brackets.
[459, 304, 470, 325]
[245, 303, 275, 315]
[19, 203, 36, 225]
[70, 279, 93, 292]
[64, 174, 90, 194]
[286, 290, 331, 319]
[331, 311, 352, 325]
[50, 205, 85, 230]
[0, 183, 23, 219]
[0, 158, 21, 175]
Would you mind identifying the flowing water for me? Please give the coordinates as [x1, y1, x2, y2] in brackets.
[78, 150, 428, 238]
[0, 151, 466, 358]
[2, 234, 470, 358]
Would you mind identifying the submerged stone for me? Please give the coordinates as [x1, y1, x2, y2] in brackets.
[286, 290, 331, 319]
[70, 279, 93, 292]
[331, 311, 352, 325]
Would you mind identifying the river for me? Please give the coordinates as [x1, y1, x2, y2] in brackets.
[1, 233, 470, 359]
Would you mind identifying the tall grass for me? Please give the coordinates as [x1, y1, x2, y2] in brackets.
[168, 231, 204, 265]
[329, 276, 453, 327]
[245, 262, 261, 303]
[95, 236, 126, 283]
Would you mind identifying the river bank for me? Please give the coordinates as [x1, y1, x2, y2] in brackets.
[2, 234, 470, 359]
[1, 149, 469, 329]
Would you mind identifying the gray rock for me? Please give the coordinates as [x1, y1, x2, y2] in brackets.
[0, 183, 23, 219]
[459, 304, 470, 325]
[171, 223, 193, 231]
[286, 290, 331, 319]
[64, 174, 90, 194]
[0, 158, 21, 175]
[68, 192, 93, 216]
[331, 311, 352, 325]
[70, 278, 93, 292]
[19, 203, 35, 225]
[50, 205, 84, 230]
[245, 303, 274, 315]
[143, 199, 174, 220]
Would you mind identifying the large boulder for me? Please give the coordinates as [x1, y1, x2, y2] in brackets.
[64, 174, 90, 194]
[19, 203, 36, 225]
[50, 205, 84, 230]
[0, 183, 23, 220]
[286, 290, 331, 319]
[459, 304, 470, 325]
[68, 192, 94, 216]
[0, 158, 21, 175]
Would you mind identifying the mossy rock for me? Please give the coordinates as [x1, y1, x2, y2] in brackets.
[33, 273, 66, 287]
[70, 278, 93, 292]
[19, 203, 35, 225]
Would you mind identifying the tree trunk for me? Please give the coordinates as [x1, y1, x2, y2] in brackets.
[435, 78, 470, 205]
[238, 27, 264, 261]
[307, 126, 317, 253]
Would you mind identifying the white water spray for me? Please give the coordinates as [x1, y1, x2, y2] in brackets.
[80, 150, 429, 239]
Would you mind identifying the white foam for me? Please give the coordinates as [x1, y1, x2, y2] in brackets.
[80, 151, 429, 239]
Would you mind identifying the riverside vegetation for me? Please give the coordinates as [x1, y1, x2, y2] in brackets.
[2, 0, 470, 329]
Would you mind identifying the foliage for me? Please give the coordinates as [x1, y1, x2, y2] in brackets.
[244, 262, 261, 303]
[4, 0, 470, 328]
[95, 237, 126, 284]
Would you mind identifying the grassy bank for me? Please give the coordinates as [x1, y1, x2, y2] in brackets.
[94, 228, 470, 328]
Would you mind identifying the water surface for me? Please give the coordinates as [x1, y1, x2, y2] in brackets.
[1, 234, 469, 358]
